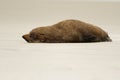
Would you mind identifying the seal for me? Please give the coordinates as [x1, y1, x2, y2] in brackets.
[22, 19, 112, 43]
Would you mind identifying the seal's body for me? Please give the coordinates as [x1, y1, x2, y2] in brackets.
[22, 19, 112, 43]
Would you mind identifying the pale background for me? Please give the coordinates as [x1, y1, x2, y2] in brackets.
[0, 0, 120, 80]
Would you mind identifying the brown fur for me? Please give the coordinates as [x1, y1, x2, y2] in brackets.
[22, 19, 112, 43]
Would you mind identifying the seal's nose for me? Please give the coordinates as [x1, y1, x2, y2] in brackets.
[22, 34, 32, 43]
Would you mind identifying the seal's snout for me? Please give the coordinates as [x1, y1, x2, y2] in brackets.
[22, 34, 32, 43]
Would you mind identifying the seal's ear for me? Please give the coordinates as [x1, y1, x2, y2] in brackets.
[22, 34, 33, 43]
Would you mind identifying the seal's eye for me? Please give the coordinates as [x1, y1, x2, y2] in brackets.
[30, 33, 38, 40]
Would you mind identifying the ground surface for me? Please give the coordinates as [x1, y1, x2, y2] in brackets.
[0, 1, 120, 80]
[0, 25, 120, 80]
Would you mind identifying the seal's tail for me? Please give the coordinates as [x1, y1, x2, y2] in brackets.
[106, 36, 112, 42]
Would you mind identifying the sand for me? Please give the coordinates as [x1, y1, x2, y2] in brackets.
[0, 1, 120, 80]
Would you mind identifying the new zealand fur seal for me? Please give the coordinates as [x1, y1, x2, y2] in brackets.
[22, 19, 112, 43]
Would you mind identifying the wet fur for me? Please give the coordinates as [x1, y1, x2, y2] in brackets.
[22, 19, 112, 43]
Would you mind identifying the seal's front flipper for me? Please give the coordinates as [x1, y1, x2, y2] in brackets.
[83, 34, 96, 42]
